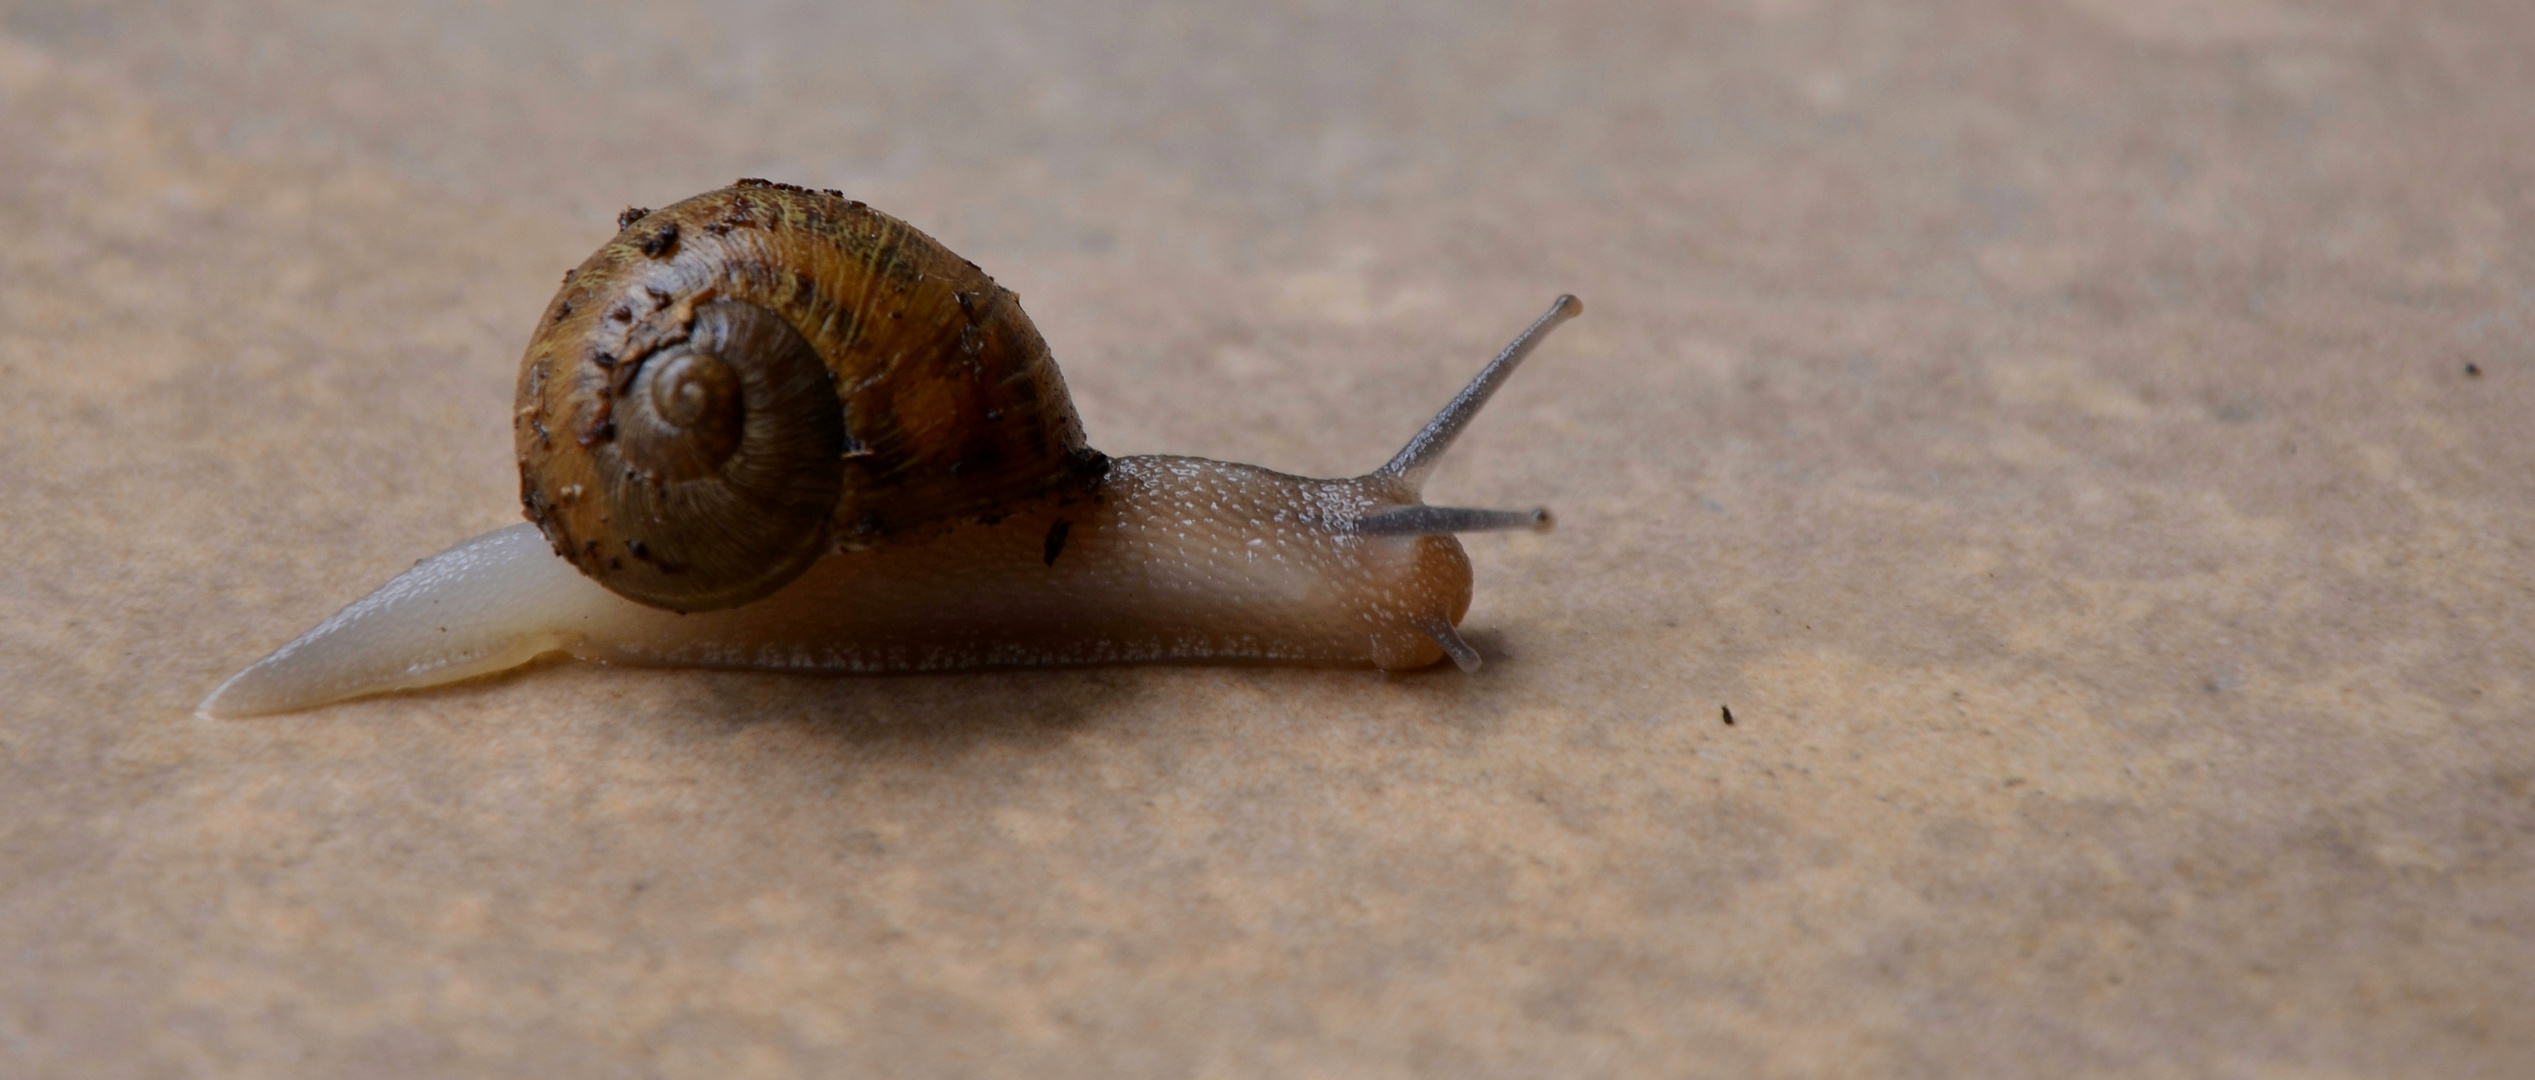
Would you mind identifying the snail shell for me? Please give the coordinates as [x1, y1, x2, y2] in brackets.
[515, 180, 1105, 611]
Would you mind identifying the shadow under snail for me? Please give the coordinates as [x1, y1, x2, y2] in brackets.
[200, 179, 1581, 718]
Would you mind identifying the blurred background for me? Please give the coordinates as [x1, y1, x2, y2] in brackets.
[3, 1, 2530, 1076]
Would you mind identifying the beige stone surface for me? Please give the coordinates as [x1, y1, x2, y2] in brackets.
[4, 0, 2531, 1075]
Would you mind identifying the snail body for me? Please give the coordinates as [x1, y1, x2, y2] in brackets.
[201, 182, 1578, 718]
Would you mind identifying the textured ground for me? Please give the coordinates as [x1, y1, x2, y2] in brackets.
[3, 1, 2530, 1076]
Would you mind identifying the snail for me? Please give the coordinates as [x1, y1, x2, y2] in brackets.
[199, 180, 1579, 718]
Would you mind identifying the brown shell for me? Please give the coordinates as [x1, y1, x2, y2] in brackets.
[514, 180, 1106, 611]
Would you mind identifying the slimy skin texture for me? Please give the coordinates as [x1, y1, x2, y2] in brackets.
[199, 457, 1472, 718]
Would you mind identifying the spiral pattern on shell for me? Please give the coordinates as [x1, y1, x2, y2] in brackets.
[515, 181, 1106, 611]
[567, 301, 846, 610]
